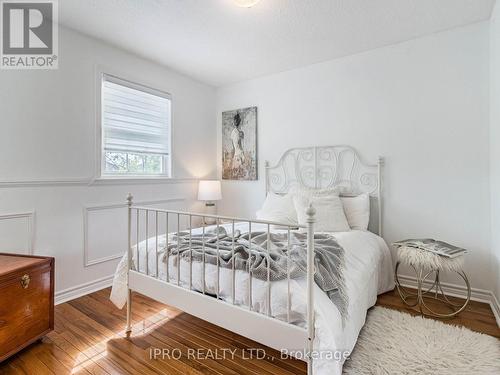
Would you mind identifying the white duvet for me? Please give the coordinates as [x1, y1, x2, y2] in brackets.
[110, 224, 394, 375]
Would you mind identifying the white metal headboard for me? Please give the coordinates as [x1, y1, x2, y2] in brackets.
[265, 145, 384, 236]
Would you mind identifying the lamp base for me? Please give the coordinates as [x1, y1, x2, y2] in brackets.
[203, 202, 217, 225]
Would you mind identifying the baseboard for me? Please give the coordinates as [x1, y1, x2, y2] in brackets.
[491, 293, 500, 328]
[398, 274, 500, 327]
[55, 275, 114, 305]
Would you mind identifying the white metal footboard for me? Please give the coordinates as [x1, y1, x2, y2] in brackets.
[124, 194, 316, 374]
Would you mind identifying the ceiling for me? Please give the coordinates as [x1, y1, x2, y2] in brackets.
[59, 0, 495, 87]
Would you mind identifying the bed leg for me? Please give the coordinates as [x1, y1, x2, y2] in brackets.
[126, 288, 132, 335]
[306, 204, 316, 375]
[126, 193, 133, 336]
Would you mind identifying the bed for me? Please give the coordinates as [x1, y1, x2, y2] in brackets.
[110, 145, 394, 375]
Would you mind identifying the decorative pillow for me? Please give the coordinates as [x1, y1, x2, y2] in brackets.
[256, 192, 298, 226]
[290, 186, 341, 197]
[341, 193, 370, 231]
[293, 193, 350, 232]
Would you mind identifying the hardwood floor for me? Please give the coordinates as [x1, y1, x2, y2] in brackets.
[0, 288, 307, 375]
[0, 287, 498, 374]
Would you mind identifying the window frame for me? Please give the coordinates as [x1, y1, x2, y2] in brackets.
[96, 70, 173, 180]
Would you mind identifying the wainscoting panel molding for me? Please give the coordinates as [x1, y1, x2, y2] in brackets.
[0, 177, 198, 188]
[83, 198, 186, 267]
[0, 211, 35, 255]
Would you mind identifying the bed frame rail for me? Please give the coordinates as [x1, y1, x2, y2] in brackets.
[125, 194, 316, 373]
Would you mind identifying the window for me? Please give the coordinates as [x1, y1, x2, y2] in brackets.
[101, 74, 171, 177]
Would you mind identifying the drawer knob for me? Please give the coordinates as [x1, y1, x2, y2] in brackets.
[20, 274, 30, 289]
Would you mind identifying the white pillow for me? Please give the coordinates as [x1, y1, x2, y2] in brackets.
[293, 193, 350, 232]
[341, 193, 370, 231]
[291, 186, 340, 197]
[256, 193, 298, 226]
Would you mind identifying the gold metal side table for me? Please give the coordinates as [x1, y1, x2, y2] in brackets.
[394, 246, 471, 318]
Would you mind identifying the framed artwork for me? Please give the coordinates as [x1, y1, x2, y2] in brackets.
[222, 106, 257, 180]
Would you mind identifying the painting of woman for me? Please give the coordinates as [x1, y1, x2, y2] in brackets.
[222, 107, 257, 180]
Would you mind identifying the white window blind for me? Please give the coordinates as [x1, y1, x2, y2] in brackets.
[101, 74, 171, 176]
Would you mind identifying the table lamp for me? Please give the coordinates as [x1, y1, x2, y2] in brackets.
[198, 180, 222, 224]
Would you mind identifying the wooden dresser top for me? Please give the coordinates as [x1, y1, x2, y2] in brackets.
[0, 254, 48, 277]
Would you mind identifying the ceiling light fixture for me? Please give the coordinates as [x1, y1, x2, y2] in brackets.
[234, 0, 261, 8]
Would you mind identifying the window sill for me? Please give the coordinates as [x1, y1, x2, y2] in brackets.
[91, 176, 198, 185]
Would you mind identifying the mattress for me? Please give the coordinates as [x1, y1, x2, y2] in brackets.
[110, 223, 394, 375]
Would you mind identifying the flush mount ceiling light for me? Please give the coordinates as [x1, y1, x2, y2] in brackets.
[234, 0, 261, 8]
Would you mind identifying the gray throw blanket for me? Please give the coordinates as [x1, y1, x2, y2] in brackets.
[165, 227, 348, 322]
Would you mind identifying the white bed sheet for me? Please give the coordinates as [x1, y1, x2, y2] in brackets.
[110, 224, 394, 375]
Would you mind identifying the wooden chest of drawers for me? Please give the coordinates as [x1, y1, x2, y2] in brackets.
[0, 253, 54, 362]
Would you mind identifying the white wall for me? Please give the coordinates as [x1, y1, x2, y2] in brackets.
[0, 18, 495, 304]
[216, 22, 492, 291]
[490, 2, 500, 302]
[0, 27, 216, 300]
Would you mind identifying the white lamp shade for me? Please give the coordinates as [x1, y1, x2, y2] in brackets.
[198, 180, 222, 201]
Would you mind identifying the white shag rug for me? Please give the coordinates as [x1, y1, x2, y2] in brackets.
[343, 306, 500, 375]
